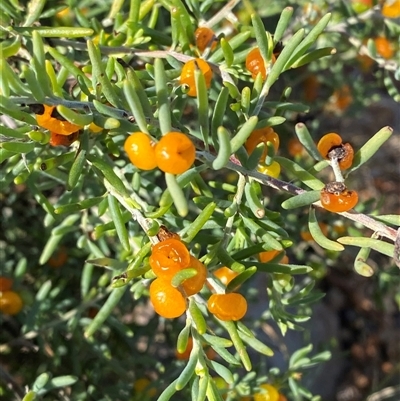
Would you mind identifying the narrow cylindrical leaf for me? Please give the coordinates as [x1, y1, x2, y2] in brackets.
[57, 105, 92, 126]
[17, 26, 94, 37]
[177, 324, 191, 354]
[0, 141, 36, 154]
[183, 201, 216, 243]
[36, 280, 52, 301]
[241, 216, 283, 250]
[226, 266, 257, 293]
[212, 127, 232, 170]
[220, 37, 234, 67]
[67, 150, 86, 191]
[337, 237, 395, 258]
[348, 126, 393, 174]
[23, 66, 45, 102]
[155, 58, 171, 135]
[308, 207, 344, 251]
[273, 7, 294, 43]
[88, 155, 129, 197]
[175, 351, 198, 390]
[244, 261, 312, 274]
[238, 329, 274, 356]
[123, 78, 149, 133]
[211, 87, 230, 147]
[295, 123, 323, 161]
[195, 68, 209, 147]
[290, 47, 336, 69]
[244, 181, 265, 218]
[108, 194, 131, 251]
[241, 86, 251, 115]
[252, 13, 272, 61]
[87, 40, 121, 108]
[208, 360, 234, 384]
[275, 156, 324, 190]
[223, 321, 252, 371]
[32, 373, 50, 392]
[84, 286, 128, 338]
[39, 235, 63, 265]
[22, 391, 36, 401]
[189, 298, 207, 335]
[281, 190, 321, 210]
[284, 13, 332, 69]
[165, 172, 188, 217]
[216, 247, 245, 273]
[157, 379, 179, 401]
[197, 375, 208, 401]
[32, 30, 52, 96]
[171, 268, 197, 287]
[230, 116, 258, 153]
[354, 247, 374, 277]
[126, 68, 153, 120]
[208, 31, 251, 63]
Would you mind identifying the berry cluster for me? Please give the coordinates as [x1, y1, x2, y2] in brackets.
[149, 238, 206, 318]
[124, 131, 196, 174]
[194, 27, 217, 53]
[317, 133, 358, 213]
[0, 277, 23, 316]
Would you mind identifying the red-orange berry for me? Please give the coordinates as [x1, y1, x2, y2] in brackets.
[320, 182, 359, 213]
[0, 277, 13, 292]
[49, 131, 79, 147]
[195, 27, 217, 52]
[180, 58, 213, 97]
[317, 133, 354, 170]
[48, 246, 68, 268]
[374, 36, 395, 59]
[207, 293, 247, 321]
[213, 266, 239, 286]
[382, 0, 400, 18]
[133, 377, 157, 397]
[149, 278, 186, 318]
[245, 47, 275, 80]
[245, 127, 280, 162]
[181, 256, 207, 296]
[155, 132, 196, 174]
[124, 132, 157, 171]
[149, 238, 191, 280]
[329, 85, 353, 111]
[0, 291, 23, 315]
[254, 384, 280, 401]
[36, 105, 82, 135]
[287, 138, 304, 157]
[259, 249, 282, 263]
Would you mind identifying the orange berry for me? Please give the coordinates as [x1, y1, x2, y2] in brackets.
[213, 266, 239, 286]
[257, 161, 281, 178]
[259, 249, 281, 263]
[245, 127, 280, 162]
[245, 47, 275, 80]
[287, 138, 304, 157]
[374, 36, 395, 59]
[317, 133, 354, 170]
[278, 393, 288, 401]
[207, 293, 247, 321]
[195, 27, 217, 52]
[180, 58, 212, 97]
[124, 132, 157, 171]
[155, 132, 196, 174]
[280, 255, 289, 264]
[181, 256, 207, 296]
[0, 291, 23, 315]
[149, 278, 186, 318]
[48, 246, 68, 268]
[36, 105, 82, 135]
[382, 0, 400, 18]
[329, 85, 353, 111]
[320, 182, 359, 213]
[254, 384, 280, 401]
[176, 337, 193, 360]
[0, 277, 13, 292]
[133, 377, 157, 397]
[49, 131, 79, 147]
[149, 238, 191, 280]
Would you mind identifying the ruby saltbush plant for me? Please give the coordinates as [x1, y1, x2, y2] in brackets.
[0, 0, 399, 400]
